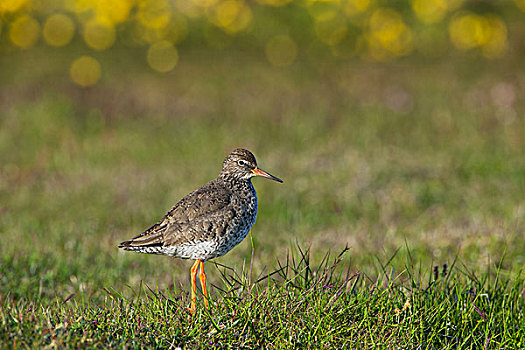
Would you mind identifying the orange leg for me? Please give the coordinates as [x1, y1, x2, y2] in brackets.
[189, 260, 200, 315]
[199, 260, 209, 309]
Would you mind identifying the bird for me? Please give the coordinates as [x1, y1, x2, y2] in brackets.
[118, 148, 282, 314]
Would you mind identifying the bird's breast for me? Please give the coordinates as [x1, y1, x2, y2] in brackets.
[231, 182, 258, 228]
[191, 181, 258, 260]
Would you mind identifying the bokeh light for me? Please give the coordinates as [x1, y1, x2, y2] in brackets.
[98, 0, 133, 24]
[367, 8, 413, 61]
[0, 0, 518, 64]
[481, 15, 507, 59]
[0, 0, 30, 13]
[256, 0, 292, 6]
[83, 19, 116, 51]
[449, 12, 507, 58]
[207, 0, 253, 34]
[174, 0, 200, 18]
[137, 0, 172, 30]
[449, 13, 486, 50]
[132, 11, 188, 45]
[191, 0, 219, 9]
[70, 56, 102, 86]
[342, 0, 372, 17]
[514, 0, 525, 13]
[69, 0, 132, 25]
[43, 14, 75, 47]
[411, 0, 448, 24]
[9, 15, 40, 49]
[147, 40, 179, 72]
[265, 35, 298, 67]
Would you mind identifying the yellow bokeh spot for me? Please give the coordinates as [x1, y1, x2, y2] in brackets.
[368, 8, 413, 60]
[174, 0, 201, 18]
[449, 12, 507, 59]
[411, 0, 448, 24]
[137, 0, 172, 30]
[190, 0, 220, 9]
[342, 0, 372, 17]
[256, 0, 292, 7]
[147, 40, 178, 72]
[481, 15, 507, 59]
[43, 14, 75, 47]
[83, 19, 116, 50]
[131, 12, 187, 46]
[516, 0, 525, 12]
[70, 56, 101, 87]
[9, 15, 40, 49]
[70, 0, 132, 24]
[98, 0, 133, 24]
[449, 13, 489, 50]
[265, 35, 298, 67]
[210, 0, 241, 28]
[0, 0, 30, 13]
[208, 0, 253, 34]
[315, 14, 347, 46]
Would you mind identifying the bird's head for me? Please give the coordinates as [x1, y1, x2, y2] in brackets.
[221, 148, 283, 183]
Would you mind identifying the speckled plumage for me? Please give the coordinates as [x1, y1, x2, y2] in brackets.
[119, 148, 282, 313]
[119, 148, 282, 262]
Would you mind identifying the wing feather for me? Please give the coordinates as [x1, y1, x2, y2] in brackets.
[118, 180, 233, 250]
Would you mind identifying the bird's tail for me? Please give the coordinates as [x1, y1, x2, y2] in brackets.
[118, 233, 165, 254]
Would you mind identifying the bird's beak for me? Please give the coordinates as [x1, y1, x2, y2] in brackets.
[251, 167, 283, 183]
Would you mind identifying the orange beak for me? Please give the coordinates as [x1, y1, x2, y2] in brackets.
[251, 167, 283, 183]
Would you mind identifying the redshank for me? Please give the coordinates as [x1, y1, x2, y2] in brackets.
[119, 148, 282, 314]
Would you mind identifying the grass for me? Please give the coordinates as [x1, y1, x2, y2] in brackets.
[2, 246, 524, 348]
[1, 47, 524, 347]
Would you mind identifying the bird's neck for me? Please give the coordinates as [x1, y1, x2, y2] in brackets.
[218, 173, 253, 189]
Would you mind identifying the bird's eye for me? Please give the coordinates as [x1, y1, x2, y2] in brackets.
[238, 160, 248, 167]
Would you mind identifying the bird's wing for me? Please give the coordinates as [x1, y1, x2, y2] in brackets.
[165, 181, 233, 223]
[118, 181, 233, 249]
[163, 206, 237, 246]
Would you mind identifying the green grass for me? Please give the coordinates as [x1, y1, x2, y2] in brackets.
[1, 48, 524, 347]
[2, 247, 524, 348]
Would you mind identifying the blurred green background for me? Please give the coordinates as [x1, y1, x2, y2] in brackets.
[1, 0, 524, 302]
